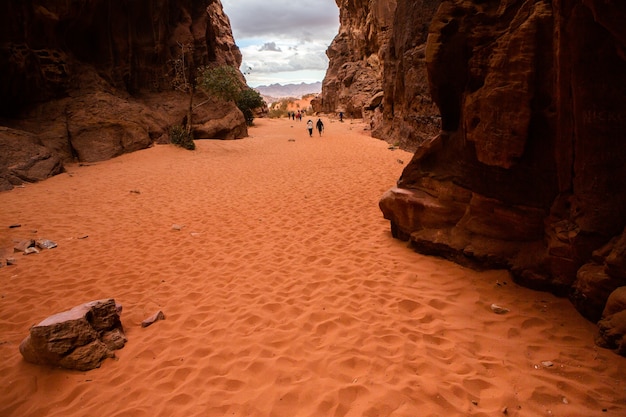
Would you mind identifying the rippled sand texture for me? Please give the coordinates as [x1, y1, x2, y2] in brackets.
[1, 118, 625, 417]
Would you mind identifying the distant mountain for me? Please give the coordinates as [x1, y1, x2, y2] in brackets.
[254, 82, 322, 102]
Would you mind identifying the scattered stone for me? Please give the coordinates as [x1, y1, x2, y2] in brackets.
[397, 159, 404, 164]
[78, 235, 89, 239]
[9, 224, 21, 228]
[36, 239, 57, 249]
[190, 232, 201, 237]
[171, 224, 184, 231]
[6, 257, 17, 266]
[141, 310, 165, 328]
[490, 303, 510, 314]
[19, 298, 126, 371]
[130, 190, 141, 194]
[13, 239, 35, 252]
[541, 361, 554, 367]
[23, 247, 40, 255]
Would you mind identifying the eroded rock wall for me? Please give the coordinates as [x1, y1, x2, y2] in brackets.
[371, 0, 441, 151]
[0, 0, 246, 191]
[315, 0, 397, 121]
[379, 0, 626, 336]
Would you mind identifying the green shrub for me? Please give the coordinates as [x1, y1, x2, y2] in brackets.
[236, 88, 264, 125]
[170, 125, 195, 150]
[197, 65, 266, 125]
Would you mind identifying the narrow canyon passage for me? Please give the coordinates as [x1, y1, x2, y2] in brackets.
[1, 118, 625, 417]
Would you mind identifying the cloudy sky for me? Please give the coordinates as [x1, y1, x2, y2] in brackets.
[221, 0, 340, 87]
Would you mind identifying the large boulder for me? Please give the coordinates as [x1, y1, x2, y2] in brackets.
[597, 287, 626, 355]
[0, 127, 64, 191]
[19, 299, 126, 371]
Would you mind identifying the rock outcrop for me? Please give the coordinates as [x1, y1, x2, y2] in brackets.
[0, 0, 247, 191]
[19, 299, 126, 371]
[315, 0, 397, 122]
[371, 0, 442, 151]
[317, 1, 441, 150]
[378, 0, 626, 348]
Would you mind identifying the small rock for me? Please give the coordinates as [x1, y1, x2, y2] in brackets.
[6, 258, 17, 266]
[36, 239, 57, 249]
[13, 239, 35, 252]
[130, 190, 141, 194]
[78, 235, 89, 239]
[541, 361, 554, 367]
[490, 303, 510, 314]
[9, 224, 21, 228]
[23, 247, 40, 255]
[141, 311, 165, 328]
[171, 224, 184, 231]
[502, 406, 508, 415]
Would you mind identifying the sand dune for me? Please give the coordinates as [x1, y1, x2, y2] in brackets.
[1, 117, 625, 417]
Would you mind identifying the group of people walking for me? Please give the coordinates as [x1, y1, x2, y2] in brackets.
[307, 118, 324, 137]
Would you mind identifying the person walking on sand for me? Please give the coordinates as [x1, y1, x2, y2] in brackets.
[306, 119, 313, 137]
[316, 118, 324, 136]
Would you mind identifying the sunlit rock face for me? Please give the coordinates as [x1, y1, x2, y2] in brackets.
[380, 0, 626, 332]
[315, 0, 397, 121]
[316, 1, 440, 151]
[0, 0, 245, 190]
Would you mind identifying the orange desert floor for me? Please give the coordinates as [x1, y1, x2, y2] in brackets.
[1, 117, 625, 417]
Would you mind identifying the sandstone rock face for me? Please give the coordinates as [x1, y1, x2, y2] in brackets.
[318, 1, 440, 150]
[316, 0, 397, 122]
[19, 299, 126, 371]
[597, 287, 626, 355]
[0, 0, 247, 190]
[379, 0, 626, 345]
[371, 0, 441, 151]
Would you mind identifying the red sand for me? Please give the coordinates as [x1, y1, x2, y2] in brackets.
[1, 117, 625, 417]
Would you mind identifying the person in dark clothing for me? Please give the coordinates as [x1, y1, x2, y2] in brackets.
[316, 118, 324, 136]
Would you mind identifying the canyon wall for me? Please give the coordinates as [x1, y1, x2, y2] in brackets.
[317, 0, 441, 151]
[378, 0, 626, 351]
[314, 0, 397, 122]
[0, 0, 246, 191]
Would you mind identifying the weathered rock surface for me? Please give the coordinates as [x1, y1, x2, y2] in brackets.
[317, 0, 441, 150]
[19, 299, 126, 371]
[371, 0, 442, 151]
[0, 0, 247, 190]
[315, 0, 398, 122]
[378, 0, 626, 352]
[597, 287, 626, 355]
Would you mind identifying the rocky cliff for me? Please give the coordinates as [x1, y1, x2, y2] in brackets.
[379, 0, 626, 353]
[0, 0, 247, 191]
[314, 0, 397, 122]
[316, 0, 441, 151]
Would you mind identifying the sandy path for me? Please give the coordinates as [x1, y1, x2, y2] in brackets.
[1, 117, 625, 417]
